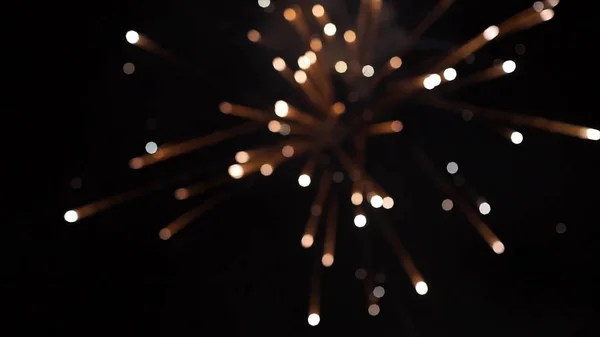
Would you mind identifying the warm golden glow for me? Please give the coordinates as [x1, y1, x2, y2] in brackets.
[312, 4, 325, 17]
[260, 164, 273, 176]
[228, 164, 244, 179]
[492, 240, 505, 254]
[268, 120, 281, 133]
[322, 253, 334, 267]
[310, 38, 322, 51]
[272, 57, 286, 71]
[247, 29, 261, 42]
[344, 30, 356, 43]
[294, 70, 307, 84]
[219, 102, 232, 114]
[284, 8, 297, 21]
[301, 234, 314, 248]
[282, 145, 294, 157]
[332, 102, 345, 115]
[235, 151, 250, 164]
[391, 120, 403, 132]
[335, 61, 347, 73]
[389, 56, 402, 69]
[351, 192, 363, 205]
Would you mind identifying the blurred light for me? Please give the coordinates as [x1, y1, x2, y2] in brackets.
[268, 120, 281, 133]
[228, 164, 244, 179]
[294, 70, 307, 83]
[279, 123, 291, 135]
[510, 131, 523, 144]
[333, 171, 344, 183]
[354, 214, 367, 228]
[332, 102, 345, 115]
[415, 281, 428, 295]
[145, 141, 158, 154]
[389, 56, 402, 69]
[305, 51, 317, 64]
[335, 61, 347, 73]
[441, 199, 454, 211]
[298, 56, 311, 70]
[479, 202, 491, 215]
[502, 60, 516, 73]
[260, 164, 273, 176]
[158, 228, 171, 240]
[429, 73, 441, 86]
[362, 65, 374, 77]
[586, 128, 600, 140]
[355, 268, 367, 279]
[556, 222, 566, 234]
[272, 57, 286, 71]
[423, 76, 435, 90]
[382, 196, 394, 209]
[308, 313, 320, 326]
[546, 0, 559, 7]
[515, 43, 526, 55]
[344, 30, 356, 43]
[323, 23, 336, 36]
[282, 145, 294, 157]
[446, 162, 459, 174]
[310, 38, 322, 51]
[351, 192, 363, 205]
[235, 151, 250, 164]
[443, 67, 457, 81]
[462, 109, 473, 121]
[322, 253, 334, 267]
[123, 62, 135, 75]
[540, 9, 554, 21]
[125, 30, 139, 44]
[301, 234, 314, 248]
[370, 195, 383, 208]
[483, 25, 499, 40]
[284, 8, 296, 21]
[533, 1, 544, 12]
[64, 210, 78, 223]
[274, 100, 289, 117]
[257, 0, 270, 8]
[373, 286, 385, 298]
[247, 29, 261, 42]
[368, 304, 380, 316]
[298, 174, 311, 187]
[492, 240, 505, 254]
[391, 120, 403, 132]
[312, 4, 325, 17]
[219, 102, 232, 114]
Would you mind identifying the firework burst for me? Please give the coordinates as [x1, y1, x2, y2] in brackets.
[65, 0, 597, 326]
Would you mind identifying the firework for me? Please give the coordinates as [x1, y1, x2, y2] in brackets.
[65, 0, 597, 326]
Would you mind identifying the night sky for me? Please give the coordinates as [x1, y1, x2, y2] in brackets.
[14, 0, 599, 336]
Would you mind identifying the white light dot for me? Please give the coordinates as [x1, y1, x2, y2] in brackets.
[492, 240, 505, 254]
[382, 196, 394, 209]
[274, 100, 289, 117]
[370, 195, 383, 208]
[323, 23, 337, 36]
[298, 174, 311, 187]
[305, 51, 317, 64]
[335, 61, 347, 73]
[145, 141, 158, 154]
[423, 76, 435, 90]
[235, 151, 250, 164]
[298, 55, 311, 70]
[125, 30, 139, 44]
[228, 164, 244, 179]
[257, 0, 270, 8]
[442, 199, 454, 211]
[368, 304, 380, 316]
[483, 25, 499, 40]
[307, 313, 320, 326]
[362, 65, 374, 77]
[502, 60, 516, 73]
[64, 210, 79, 223]
[373, 286, 385, 298]
[585, 128, 600, 140]
[510, 131, 523, 144]
[443, 68, 457, 81]
[479, 202, 491, 215]
[446, 162, 458, 174]
[540, 9, 554, 21]
[354, 214, 367, 228]
[294, 70, 307, 83]
[533, 1, 544, 12]
[415, 281, 428, 295]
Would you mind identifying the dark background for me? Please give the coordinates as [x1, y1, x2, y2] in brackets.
[14, 0, 598, 336]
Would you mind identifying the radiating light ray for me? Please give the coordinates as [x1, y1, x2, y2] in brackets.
[321, 193, 339, 267]
[368, 120, 404, 135]
[174, 176, 231, 200]
[283, 6, 312, 45]
[308, 260, 324, 326]
[421, 97, 600, 141]
[159, 192, 228, 240]
[302, 171, 332, 249]
[412, 148, 504, 253]
[434, 62, 515, 93]
[129, 122, 262, 169]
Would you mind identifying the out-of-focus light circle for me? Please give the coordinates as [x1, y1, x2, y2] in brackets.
[382, 197, 394, 209]
[443, 67, 457, 81]
[322, 253, 334, 267]
[510, 131, 523, 144]
[284, 8, 296, 21]
[268, 120, 281, 133]
[483, 25, 499, 40]
[370, 195, 383, 208]
[301, 234, 314, 248]
[298, 174, 311, 187]
[274, 100, 289, 117]
[479, 202, 491, 215]
[64, 210, 78, 223]
[368, 304, 380, 316]
[145, 141, 158, 154]
[351, 192, 363, 205]
[294, 70, 307, 83]
[310, 38, 322, 51]
[312, 4, 325, 17]
[355, 268, 367, 279]
[389, 56, 402, 69]
[305, 51, 317, 64]
[123, 62, 135, 75]
[415, 281, 428, 295]
[533, 1, 544, 12]
[373, 286, 385, 298]
[502, 60, 516, 73]
[279, 123, 291, 136]
[298, 55, 311, 69]
[258, 0, 270, 8]
[272, 57, 286, 71]
[446, 162, 459, 174]
[354, 214, 367, 228]
[362, 65, 374, 77]
[585, 128, 600, 140]
[235, 151, 250, 164]
[442, 199, 454, 211]
[323, 23, 337, 36]
[515, 43, 526, 55]
[308, 313, 320, 326]
[282, 145, 294, 157]
[556, 222, 566, 234]
[344, 30, 356, 43]
[540, 9, 554, 21]
[335, 61, 347, 73]
[547, 0, 559, 7]
[492, 240, 505, 254]
[247, 29, 261, 42]
[228, 164, 244, 179]
[260, 164, 273, 176]
[125, 30, 139, 44]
